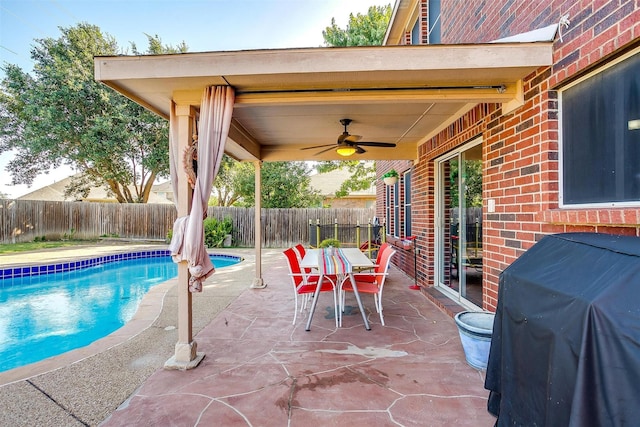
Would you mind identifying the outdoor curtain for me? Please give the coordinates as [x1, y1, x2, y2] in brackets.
[168, 86, 235, 292]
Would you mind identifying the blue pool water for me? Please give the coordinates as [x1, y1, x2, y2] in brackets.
[0, 253, 241, 373]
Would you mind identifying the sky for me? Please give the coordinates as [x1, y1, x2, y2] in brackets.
[0, 0, 386, 198]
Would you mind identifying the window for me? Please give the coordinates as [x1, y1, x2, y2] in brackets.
[411, 17, 420, 45]
[428, 0, 441, 44]
[393, 181, 400, 238]
[403, 170, 412, 236]
[560, 50, 640, 207]
[385, 185, 391, 235]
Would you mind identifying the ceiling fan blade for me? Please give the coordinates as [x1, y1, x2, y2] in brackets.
[301, 144, 335, 150]
[314, 146, 337, 155]
[344, 134, 362, 143]
[356, 141, 397, 148]
[355, 146, 366, 154]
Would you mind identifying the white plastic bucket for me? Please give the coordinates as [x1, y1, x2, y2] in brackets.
[454, 311, 495, 370]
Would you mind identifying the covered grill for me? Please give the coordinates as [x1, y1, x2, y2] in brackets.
[486, 232, 640, 426]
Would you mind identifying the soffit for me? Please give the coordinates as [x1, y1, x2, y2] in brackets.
[95, 43, 552, 162]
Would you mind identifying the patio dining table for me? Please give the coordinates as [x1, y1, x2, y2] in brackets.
[300, 248, 373, 331]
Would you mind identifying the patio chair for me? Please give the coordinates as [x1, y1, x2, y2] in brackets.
[283, 248, 338, 327]
[355, 242, 390, 273]
[340, 246, 396, 326]
[293, 243, 306, 260]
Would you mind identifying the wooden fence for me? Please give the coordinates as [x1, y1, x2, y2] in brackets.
[0, 200, 376, 248]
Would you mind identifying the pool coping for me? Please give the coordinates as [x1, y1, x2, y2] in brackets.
[0, 249, 242, 279]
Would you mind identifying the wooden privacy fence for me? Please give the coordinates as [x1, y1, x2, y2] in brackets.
[0, 200, 375, 248]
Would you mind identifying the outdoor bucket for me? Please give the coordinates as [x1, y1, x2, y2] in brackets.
[454, 311, 494, 370]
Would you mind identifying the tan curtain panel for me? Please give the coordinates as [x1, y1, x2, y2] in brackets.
[169, 86, 236, 292]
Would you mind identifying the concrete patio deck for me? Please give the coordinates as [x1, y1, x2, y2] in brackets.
[0, 244, 495, 426]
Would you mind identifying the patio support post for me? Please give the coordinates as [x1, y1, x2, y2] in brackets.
[251, 160, 266, 288]
[167, 104, 202, 368]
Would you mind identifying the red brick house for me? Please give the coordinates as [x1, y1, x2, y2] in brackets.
[378, 0, 640, 313]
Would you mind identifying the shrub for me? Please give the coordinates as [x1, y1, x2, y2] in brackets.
[203, 217, 233, 248]
[319, 238, 341, 248]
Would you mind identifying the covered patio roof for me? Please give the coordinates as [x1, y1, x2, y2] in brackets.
[94, 42, 552, 162]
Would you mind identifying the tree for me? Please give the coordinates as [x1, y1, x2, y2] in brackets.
[323, 4, 393, 46]
[209, 154, 245, 207]
[234, 161, 321, 208]
[449, 159, 483, 208]
[316, 160, 376, 197]
[0, 24, 187, 203]
[320, 4, 392, 194]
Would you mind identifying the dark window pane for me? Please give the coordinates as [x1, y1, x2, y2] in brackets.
[411, 18, 420, 45]
[428, 0, 441, 44]
[562, 53, 640, 205]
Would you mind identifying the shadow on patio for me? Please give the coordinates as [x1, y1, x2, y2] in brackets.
[102, 250, 495, 426]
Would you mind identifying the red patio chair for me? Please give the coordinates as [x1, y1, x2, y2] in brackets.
[340, 246, 396, 326]
[355, 242, 390, 274]
[293, 243, 306, 260]
[283, 248, 338, 327]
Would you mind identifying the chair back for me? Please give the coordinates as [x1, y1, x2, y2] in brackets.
[283, 248, 304, 287]
[293, 244, 306, 259]
[375, 242, 390, 265]
[376, 246, 396, 276]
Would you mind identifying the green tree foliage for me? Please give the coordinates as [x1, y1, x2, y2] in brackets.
[320, 4, 392, 194]
[234, 161, 321, 208]
[209, 154, 244, 206]
[316, 160, 376, 198]
[449, 159, 483, 208]
[322, 4, 393, 46]
[0, 24, 187, 203]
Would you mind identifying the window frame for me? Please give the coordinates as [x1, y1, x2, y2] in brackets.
[393, 180, 400, 238]
[385, 184, 391, 235]
[558, 48, 640, 208]
[403, 170, 412, 237]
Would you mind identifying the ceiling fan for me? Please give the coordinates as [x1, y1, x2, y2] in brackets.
[301, 119, 396, 157]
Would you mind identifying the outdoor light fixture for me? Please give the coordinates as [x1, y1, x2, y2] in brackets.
[336, 145, 357, 156]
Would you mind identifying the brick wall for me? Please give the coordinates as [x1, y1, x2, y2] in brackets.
[406, 0, 640, 312]
[376, 160, 415, 278]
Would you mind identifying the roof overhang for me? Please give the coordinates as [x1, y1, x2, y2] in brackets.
[95, 43, 553, 162]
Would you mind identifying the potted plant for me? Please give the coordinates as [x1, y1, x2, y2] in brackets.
[382, 169, 399, 185]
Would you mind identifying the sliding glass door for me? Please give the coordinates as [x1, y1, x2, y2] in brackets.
[436, 139, 483, 308]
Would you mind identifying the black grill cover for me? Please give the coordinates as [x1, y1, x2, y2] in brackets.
[485, 232, 640, 426]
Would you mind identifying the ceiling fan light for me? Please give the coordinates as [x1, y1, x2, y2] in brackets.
[336, 146, 357, 156]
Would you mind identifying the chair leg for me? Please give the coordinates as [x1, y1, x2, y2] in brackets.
[333, 289, 342, 328]
[339, 288, 346, 327]
[293, 293, 298, 325]
[375, 293, 385, 326]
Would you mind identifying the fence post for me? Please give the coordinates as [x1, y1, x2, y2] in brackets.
[382, 218, 386, 243]
[367, 219, 373, 258]
[475, 219, 480, 257]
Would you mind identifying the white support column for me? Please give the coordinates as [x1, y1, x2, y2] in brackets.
[251, 160, 266, 289]
[165, 104, 204, 370]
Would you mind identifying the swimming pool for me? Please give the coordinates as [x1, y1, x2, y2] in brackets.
[0, 251, 241, 373]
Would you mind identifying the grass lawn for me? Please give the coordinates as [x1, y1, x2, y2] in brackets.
[0, 240, 98, 254]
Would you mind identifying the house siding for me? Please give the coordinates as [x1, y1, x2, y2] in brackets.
[382, 0, 640, 313]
